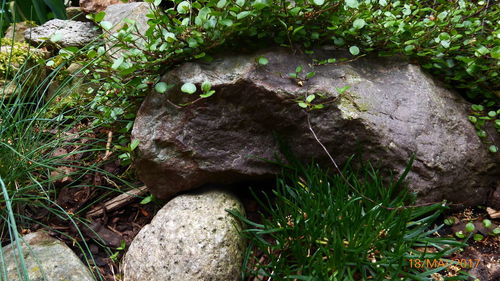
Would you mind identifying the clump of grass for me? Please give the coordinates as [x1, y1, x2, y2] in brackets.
[231, 158, 469, 280]
[0, 35, 139, 280]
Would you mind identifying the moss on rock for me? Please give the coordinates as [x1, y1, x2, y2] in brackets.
[0, 38, 46, 79]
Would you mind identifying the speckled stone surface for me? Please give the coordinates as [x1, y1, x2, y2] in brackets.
[2, 231, 94, 281]
[123, 188, 246, 281]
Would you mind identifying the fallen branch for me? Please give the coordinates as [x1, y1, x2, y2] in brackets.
[86, 186, 148, 217]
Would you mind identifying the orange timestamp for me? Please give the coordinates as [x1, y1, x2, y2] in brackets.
[408, 258, 480, 269]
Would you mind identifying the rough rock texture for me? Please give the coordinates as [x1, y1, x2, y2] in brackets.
[80, 0, 135, 14]
[66, 7, 90, 22]
[24, 19, 101, 48]
[2, 231, 94, 281]
[103, 2, 151, 55]
[4, 22, 33, 42]
[464, 247, 500, 281]
[488, 184, 500, 209]
[132, 47, 498, 205]
[123, 188, 245, 281]
[103, 3, 151, 36]
[0, 80, 19, 99]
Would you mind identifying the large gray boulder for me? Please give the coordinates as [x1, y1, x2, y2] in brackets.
[132, 47, 498, 205]
[1, 231, 94, 281]
[24, 19, 101, 48]
[122, 188, 245, 281]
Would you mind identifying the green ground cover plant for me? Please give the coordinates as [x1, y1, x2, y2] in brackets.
[230, 157, 469, 280]
[84, 0, 498, 152]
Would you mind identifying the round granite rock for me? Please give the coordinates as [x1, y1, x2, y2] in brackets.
[122, 187, 246, 281]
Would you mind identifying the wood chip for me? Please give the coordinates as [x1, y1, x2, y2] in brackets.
[486, 207, 500, 219]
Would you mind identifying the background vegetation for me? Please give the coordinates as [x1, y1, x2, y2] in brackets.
[0, 0, 67, 36]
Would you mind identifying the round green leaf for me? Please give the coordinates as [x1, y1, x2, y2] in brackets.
[237, 11, 252, 19]
[465, 222, 475, 232]
[200, 90, 216, 98]
[489, 145, 498, 153]
[473, 234, 484, 241]
[404, 45, 415, 52]
[493, 227, 500, 235]
[219, 19, 233, 27]
[177, 1, 191, 14]
[257, 56, 269, 65]
[353, 18, 366, 29]
[306, 94, 316, 103]
[345, 0, 359, 9]
[349, 46, 360, 55]
[94, 11, 106, 22]
[298, 102, 308, 108]
[216, 0, 227, 8]
[155, 82, 169, 93]
[111, 57, 124, 70]
[483, 219, 492, 228]
[181, 83, 197, 94]
[201, 81, 212, 92]
[312, 0, 325, 5]
[100, 21, 113, 30]
[50, 32, 63, 42]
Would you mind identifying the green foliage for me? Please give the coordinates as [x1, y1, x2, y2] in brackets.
[110, 0, 498, 97]
[0, 42, 136, 281]
[110, 240, 127, 262]
[468, 103, 499, 153]
[230, 158, 467, 280]
[81, 0, 498, 149]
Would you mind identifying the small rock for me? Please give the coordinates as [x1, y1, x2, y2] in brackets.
[66, 7, 90, 22]
[123, 187, 246, 281]
[0, 80, 19, 100]
[2, 231, 94, 281]
[486, 207, 500, 219]
[4, 22, 35, 42]
[80, 0, 136, 14]
[24, 19, 101, 48]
